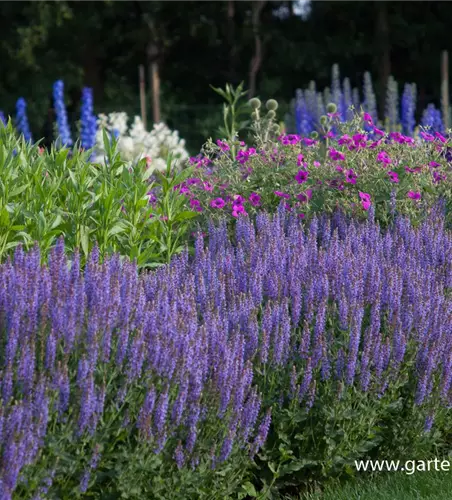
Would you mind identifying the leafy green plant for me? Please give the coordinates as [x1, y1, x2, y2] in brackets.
[0, 124, 197, 267]
[210, 82, 250, 158]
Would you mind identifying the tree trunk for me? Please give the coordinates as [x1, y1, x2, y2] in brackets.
[145, 16, 161, 125]
[139, 65, 147, 129]
[149, 59, 161, 124]
[375, 1, 391, 119]
[248, 0, 266, 98]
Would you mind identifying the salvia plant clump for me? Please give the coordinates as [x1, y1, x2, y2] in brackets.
[0, 205, 451, 497]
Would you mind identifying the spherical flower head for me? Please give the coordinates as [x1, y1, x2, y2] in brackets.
[249, 192, 261, 206]
[267, 110, 276, 120]
[266, 99, 278, 111]
[271, 124, 280, 134]
[407, 191, 421, 200]
[295, 170, 309, 184]
[326, 102, 337, 114]
[388, 171, 399, 183]
[310, 131, 319, 140]
[210, 197, 226, 209]
[249, 98, 261, 110]
[320, 115, 328, 126]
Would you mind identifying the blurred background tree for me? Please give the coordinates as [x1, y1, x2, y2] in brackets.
[0, 0, 450, 152]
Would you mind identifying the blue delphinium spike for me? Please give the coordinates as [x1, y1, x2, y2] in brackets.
[305, 81, 318, 126]
[343, 78, 354, 121]
[80, 87, 97, 150]
[294, 89, 303, 135]
[331, 64, 345, 121]
[53, 80, 73, 147]
[401, 83, 416, 137]
[15, 98, 33, 142]
[421, 104, 437, 130]
[363, 72, 378, 124]
[0, 111, 6, 126]
[385, 76, 399, 132]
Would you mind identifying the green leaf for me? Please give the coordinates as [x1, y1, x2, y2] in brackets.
[241, 482, 257, 497]
[10, 184, 29, 198]
[80, 225, 90, 256]
[107, 224, 126, 238]
[0, 206, 10, 227]
[172, 211, 199, 224]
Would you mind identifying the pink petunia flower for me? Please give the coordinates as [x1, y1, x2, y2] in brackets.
[388, 171, 399, 183]
[329, 148, 345, 161]
[249, 192, 261, 207]
[232, 204, 247, 217]
[362, 199, 371, 211]
[295, 170, 309, 184]
[363, 112, 373, 124]
[407, 191, 421, 200]
[345, 169, 358, 184]
[274, 191, 290, 199]
[210, 197, 226, 209]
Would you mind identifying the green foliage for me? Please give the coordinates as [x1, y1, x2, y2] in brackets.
[0, 124, 197, 267]
[243, 331, 452, 498]
[210, 82, 250, 158]
[298, 467, 452, 500]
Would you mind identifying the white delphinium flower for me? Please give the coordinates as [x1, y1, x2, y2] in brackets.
[94, 112, 189, 172]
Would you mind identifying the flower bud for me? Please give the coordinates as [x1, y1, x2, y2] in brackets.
[266, 99, 278, 111]
[326, 102, 337, 114]
[249, 98, 261, 110]
[271, 124, 280, 134]
[310, 131, 319, 139]
[267, 110, 276, 119]
[320, 115, 328, 126]
[251, 111, 259, 121]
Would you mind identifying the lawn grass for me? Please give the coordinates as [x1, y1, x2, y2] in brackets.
[296, 469, 452, 500]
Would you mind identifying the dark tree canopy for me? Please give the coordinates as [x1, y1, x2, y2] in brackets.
[0, 0, 451, 150]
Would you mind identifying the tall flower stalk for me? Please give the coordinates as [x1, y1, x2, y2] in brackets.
[53, 80, 73, 147]
[15, 98, 33, 142]
[80, 87, 97, 150]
